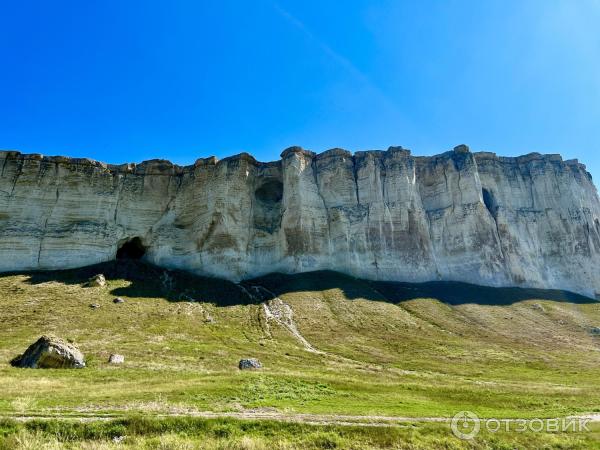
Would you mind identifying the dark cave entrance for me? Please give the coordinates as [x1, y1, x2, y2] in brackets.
[253, 179, 284, 233]
[116, 237, 146, 260]
[482, 188, 498, 217]
[255, 180, 284, 204]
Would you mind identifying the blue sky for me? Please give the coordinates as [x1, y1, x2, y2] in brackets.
[1, 1, 599, 180]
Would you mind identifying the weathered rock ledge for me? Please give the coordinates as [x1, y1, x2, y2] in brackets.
[1, 144, 599, 297]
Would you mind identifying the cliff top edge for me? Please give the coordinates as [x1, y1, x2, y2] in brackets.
[0, 144, 588, 175]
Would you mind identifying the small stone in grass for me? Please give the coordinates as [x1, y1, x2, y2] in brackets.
[87, 274, 106, 287]
[108, 354, 125, 364]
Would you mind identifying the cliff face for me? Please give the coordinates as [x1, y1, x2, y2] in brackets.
[1, 145, 599, 297]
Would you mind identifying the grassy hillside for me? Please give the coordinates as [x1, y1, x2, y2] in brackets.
[1, 261, 600, 448]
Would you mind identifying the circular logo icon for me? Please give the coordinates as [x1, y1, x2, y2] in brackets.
[451, 411, 480, 440]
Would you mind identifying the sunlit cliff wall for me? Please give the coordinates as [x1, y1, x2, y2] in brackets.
[1, 144, 599, 297]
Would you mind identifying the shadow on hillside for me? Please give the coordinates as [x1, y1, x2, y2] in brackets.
[370, 280, 595, 306]
[10, 260, 255, 306]
[248, 271, 597, 306]
[6, 260, 597, 307]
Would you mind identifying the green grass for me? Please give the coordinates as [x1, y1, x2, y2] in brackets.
[1, 260, 600, 447]
[1, 416, 599, 449]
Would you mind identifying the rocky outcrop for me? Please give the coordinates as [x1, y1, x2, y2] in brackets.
[239, 358, 262, 370]
[0, 145, 599, 297]
[11, 336, 85, 369]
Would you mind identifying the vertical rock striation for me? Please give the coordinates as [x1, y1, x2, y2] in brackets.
[0, 145, 599, 297]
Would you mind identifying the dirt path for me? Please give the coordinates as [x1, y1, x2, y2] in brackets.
[4, 411, 600, 427]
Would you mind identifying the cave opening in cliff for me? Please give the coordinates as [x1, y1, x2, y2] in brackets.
[254, 179, 284, 233]
[116, 237, 146, 260]
[482, 188, 498, 217]
[255, 180, 283, 204]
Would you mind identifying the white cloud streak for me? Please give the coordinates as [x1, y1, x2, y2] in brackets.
[270, 1, 402, 114]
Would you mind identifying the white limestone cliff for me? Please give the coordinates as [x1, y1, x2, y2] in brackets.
[1, 144, 599, 297]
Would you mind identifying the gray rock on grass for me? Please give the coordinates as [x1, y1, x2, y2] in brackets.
[531, 303, 546, 313]
[87, 274, 106, 287]
[11, 336, 85, 369]
[239, 358, 262, 370]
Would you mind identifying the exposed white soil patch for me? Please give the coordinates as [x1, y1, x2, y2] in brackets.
[239, 284, 323, 353]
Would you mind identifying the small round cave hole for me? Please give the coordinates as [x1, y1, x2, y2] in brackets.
[255, 180, 283, 204]
[116, 237, 146, 260]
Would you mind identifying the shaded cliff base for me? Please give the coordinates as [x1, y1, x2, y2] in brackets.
[13, 259, 596, 305]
